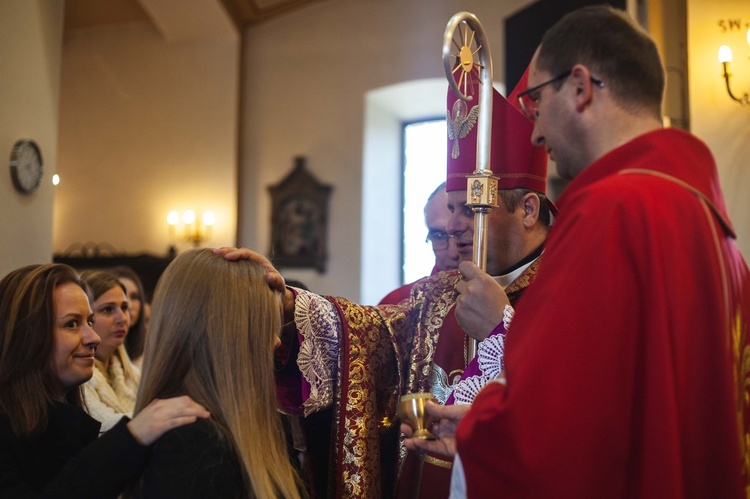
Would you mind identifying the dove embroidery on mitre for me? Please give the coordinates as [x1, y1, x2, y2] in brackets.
[447, 98, 479, 159]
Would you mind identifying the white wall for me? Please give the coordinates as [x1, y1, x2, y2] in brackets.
[55, 20, 239, 256]
[239, 0, 534, 300]
[0, 0, 63, 277]
[688, 0, 750, 259]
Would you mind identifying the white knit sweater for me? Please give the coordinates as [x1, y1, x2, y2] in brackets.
[83, 346, 141, 432]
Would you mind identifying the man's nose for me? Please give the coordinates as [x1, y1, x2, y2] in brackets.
[531, 122, 544, 146]
[447, 235, 460, 259]
[447, 213, 467, 236]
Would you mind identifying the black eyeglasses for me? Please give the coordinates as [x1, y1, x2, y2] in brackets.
[426, 231, 455, 250]
[516, 70, 604, 121]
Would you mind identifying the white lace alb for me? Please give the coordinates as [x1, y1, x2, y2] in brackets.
[450, 332, 505, 404]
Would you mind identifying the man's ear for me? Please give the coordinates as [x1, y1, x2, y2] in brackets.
[570, 64, 595, 113]
[522, 192, 541, 228]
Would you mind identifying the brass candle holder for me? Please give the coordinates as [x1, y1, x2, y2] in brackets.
[398, 392, 438, 440]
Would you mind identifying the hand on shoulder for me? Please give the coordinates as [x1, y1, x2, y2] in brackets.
[126, 396, 210, 446]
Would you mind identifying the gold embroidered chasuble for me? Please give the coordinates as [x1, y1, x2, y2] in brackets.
[292, 263, 539, 498]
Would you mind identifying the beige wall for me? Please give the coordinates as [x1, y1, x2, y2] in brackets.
[0, 0, 63, 277]
[688, 0, 750, 259]
[239, 0, 533, 300]
[54, 19, 239, 257]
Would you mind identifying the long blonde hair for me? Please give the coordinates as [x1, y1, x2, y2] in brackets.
[135, 249, 302, 499]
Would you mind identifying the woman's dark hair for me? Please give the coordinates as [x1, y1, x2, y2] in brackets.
[0, 264, 87, 437]
[79, 269, 127, 302]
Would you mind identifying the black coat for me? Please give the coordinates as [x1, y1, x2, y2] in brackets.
[133, 418, 247, 498]
[0, 402, 148, 498]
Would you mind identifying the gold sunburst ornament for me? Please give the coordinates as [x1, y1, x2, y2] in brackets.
[450, 21, 483, 98]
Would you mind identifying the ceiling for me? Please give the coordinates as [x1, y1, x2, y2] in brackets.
[64, 0, 326, 34]
[218, 0, 326, 28]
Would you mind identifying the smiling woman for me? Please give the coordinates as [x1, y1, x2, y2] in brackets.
[52, 281, 99, 392]
[0, 265, 97, 433]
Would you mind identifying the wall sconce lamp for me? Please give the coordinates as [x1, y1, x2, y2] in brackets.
[718, 29, 750, 106]
[167, 209, 216, 247]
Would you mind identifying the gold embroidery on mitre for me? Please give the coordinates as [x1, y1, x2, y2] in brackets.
[447, 99, 479, 159]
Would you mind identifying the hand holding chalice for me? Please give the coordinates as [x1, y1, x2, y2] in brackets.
[398, 392, 438, 440]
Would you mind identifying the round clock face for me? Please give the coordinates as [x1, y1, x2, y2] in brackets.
[10, 139, 43, 194]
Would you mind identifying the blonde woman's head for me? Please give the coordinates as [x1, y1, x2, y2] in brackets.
[137, 249, 300, 498]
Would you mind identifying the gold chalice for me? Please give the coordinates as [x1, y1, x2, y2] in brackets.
[398, 392, 438, 440]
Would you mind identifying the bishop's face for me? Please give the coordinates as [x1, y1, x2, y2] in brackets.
[445, 189, 527, 277]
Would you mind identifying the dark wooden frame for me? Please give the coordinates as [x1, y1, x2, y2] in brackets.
[268, 156, 332, 273]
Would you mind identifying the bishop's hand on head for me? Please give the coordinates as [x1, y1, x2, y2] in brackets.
[213, 247, 295, 323]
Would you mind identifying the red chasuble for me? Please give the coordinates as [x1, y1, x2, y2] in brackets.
[456, 129, 750, 498]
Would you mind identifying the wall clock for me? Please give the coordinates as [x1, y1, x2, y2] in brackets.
[10, 139, 43, 194]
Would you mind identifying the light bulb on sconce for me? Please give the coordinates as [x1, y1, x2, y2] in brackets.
[718, 45, 733, 64]
[202, 210, 216, 227]
[167, 209, 216, 251]
[182, 209, 196, 225]
[717, 29, 750, 106]
[167, 210, 180, 226]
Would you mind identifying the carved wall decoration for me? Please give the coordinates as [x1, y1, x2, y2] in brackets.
[268, 156, 332, 273]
